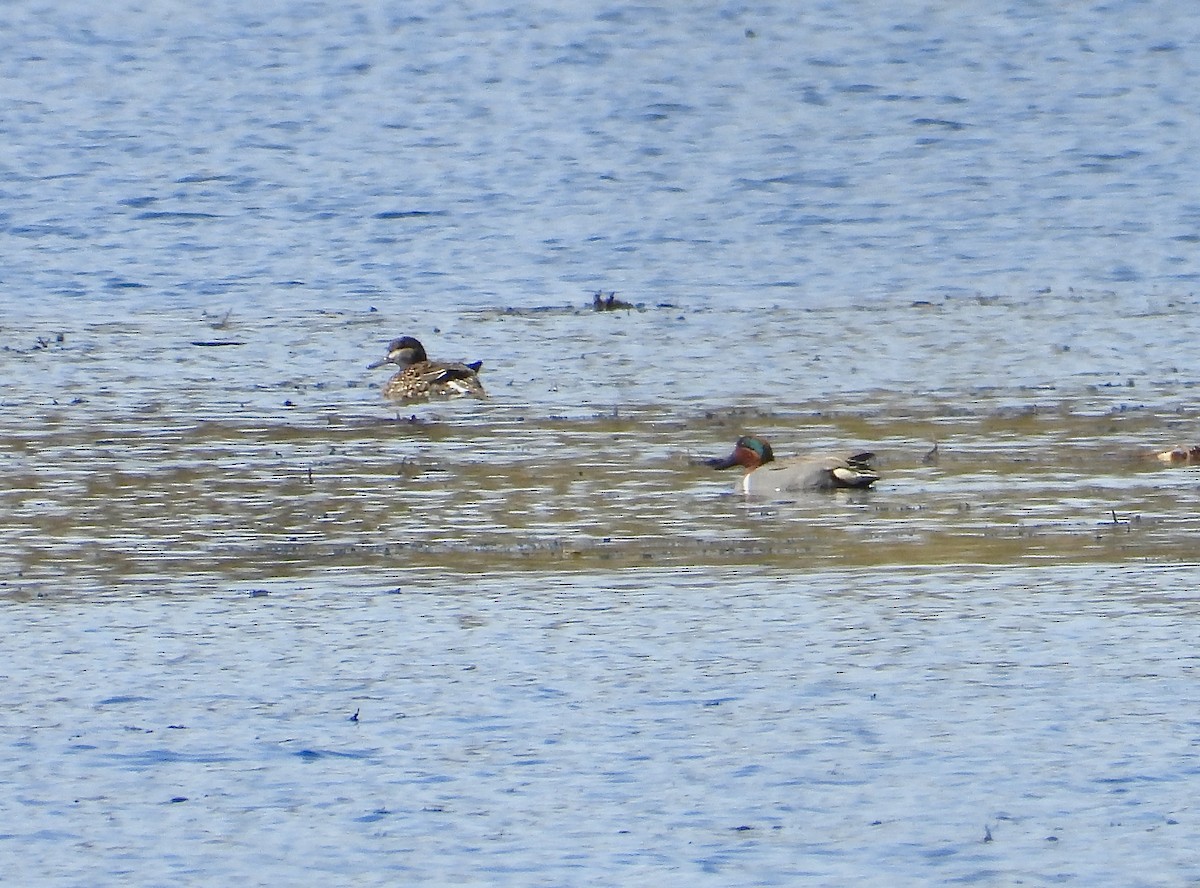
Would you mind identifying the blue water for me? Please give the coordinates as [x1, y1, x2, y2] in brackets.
[6, 0, 1200, 315]
[6, 566, 1200, 886]
[5, 2, 1200, 885]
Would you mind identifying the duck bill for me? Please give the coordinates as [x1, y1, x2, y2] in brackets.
[704, 453, 740, 470]
[367, 356, 393, 370]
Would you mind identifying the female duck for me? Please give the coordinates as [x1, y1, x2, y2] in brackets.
[368, 336, 486, 404]
[706, 435, 879, 495]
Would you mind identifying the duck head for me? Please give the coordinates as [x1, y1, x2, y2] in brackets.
[368, 336, 428, 370]
[706, 435, 775, 471]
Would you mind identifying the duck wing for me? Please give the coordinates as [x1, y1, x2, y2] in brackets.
[752, 454, 879, 492]
[421, 360, 486, 398]
[425, 361, 481, 384]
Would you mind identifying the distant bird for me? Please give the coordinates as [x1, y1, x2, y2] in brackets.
[592, 290, 633, 311]
[368, 336, 485, 404]
[1155, 445, 1200, 465]
[706, 435, 879, 495]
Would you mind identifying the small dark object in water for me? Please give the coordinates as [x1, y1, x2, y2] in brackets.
[375, 209, 444, 219]
[204, 308, 234, 329]
[349, 708, 360, 722]
[249, 589, 270, 597]
[190, 340, 245, 347]
[922, 441, 939, 465]
[592, 290, 633, 311]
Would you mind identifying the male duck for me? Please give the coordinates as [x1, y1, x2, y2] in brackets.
[368, 336, 486, 404]
[706, 435, 879, 494]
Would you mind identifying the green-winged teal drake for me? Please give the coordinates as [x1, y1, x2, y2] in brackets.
[706, 435, 879, 494]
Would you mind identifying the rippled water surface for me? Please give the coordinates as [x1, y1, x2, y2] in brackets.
[6, 566, 1200, 886]
[4, 0, 1200, 884]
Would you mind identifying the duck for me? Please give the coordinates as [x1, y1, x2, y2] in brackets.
[592, 290, 634, 311]
[367, 336, 486, 404]
[1155, 445, 1200, 465]
[705, 434, 879, 494]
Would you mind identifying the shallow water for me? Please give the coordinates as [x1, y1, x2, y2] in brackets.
[5, 566, 1200, 886]
[3, 290, 1200, 590]
[6, 297, 1200, 887]
[5, 0, 1200, 884]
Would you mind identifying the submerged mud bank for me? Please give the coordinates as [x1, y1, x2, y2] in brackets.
[3, 397, 1198, 593]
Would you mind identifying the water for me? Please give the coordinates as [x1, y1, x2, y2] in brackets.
[5, 567, 1200, 886]
[4, 0, 1200, 884]
[7, 1, 1200, 303]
